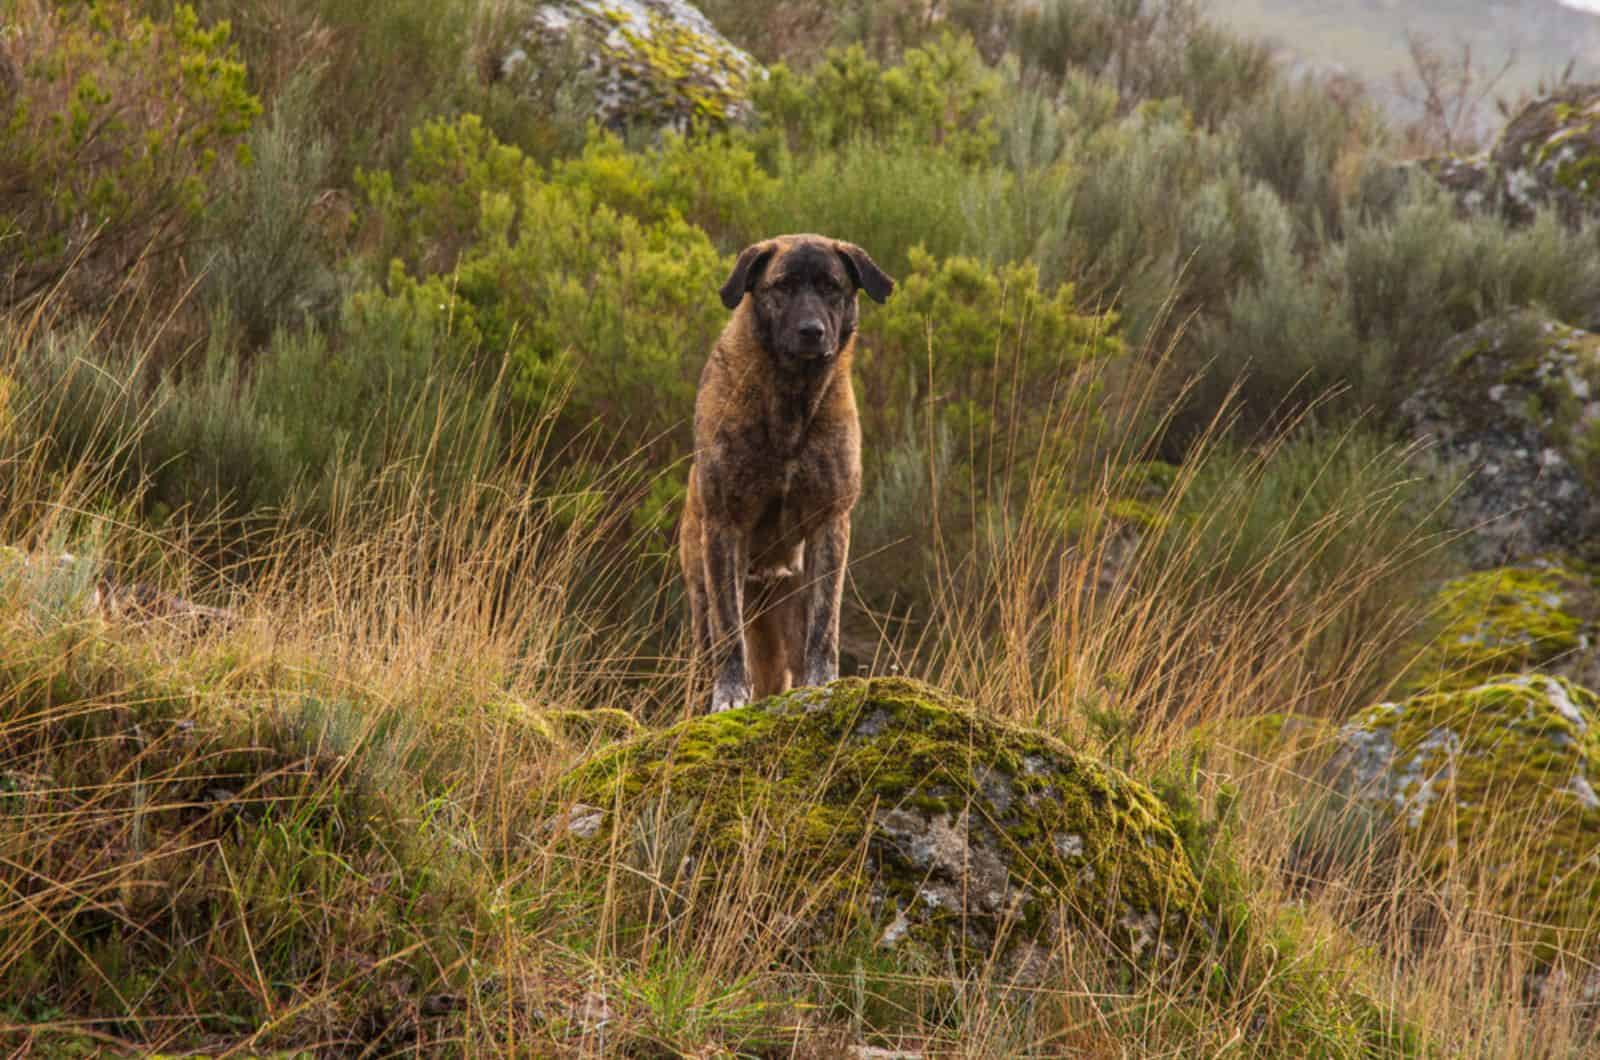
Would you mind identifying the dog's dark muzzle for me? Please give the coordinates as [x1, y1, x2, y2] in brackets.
[793, 320, 832, 359]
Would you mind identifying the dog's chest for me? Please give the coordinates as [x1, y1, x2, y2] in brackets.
[745, 457, 810, 581]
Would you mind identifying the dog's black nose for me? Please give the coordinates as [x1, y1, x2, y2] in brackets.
[797, 320, 825, 344]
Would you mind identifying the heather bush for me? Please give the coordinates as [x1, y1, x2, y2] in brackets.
[0, 0, 259, 311]
[1013, 0, 1273, 128]
[200, 75, 340, 346]
[752, 33, 1001, 163]
[188, 0, 479, 176]
[8, 310, 496, 528]
[1047, 102, 1247, 340]
[757, 140, 995, 280]
[359, 117, 726, 463]
[1182, 247, 1364, 441]
[1227, 74, 1383, 243]
[1337, 185, 1600, 395]
[551, 127, 776, 250]
[359, 112, 541, 275]
[860, 247, 1123, 490]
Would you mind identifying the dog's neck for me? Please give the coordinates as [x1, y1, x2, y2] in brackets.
[728, 305, 852, 454]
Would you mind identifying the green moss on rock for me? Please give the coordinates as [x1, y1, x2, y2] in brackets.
[1404, 561, 1599, 693]
[1492, 83, 1600, 223]
[504, 0, 760, 133]
[551, 677, 1208, 974]
[1329, 674, 1600, 962]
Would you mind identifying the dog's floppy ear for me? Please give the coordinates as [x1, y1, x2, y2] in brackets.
[719, 242, 777, 310]
[834, 241, 895, 304]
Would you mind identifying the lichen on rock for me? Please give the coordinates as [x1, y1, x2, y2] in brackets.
[1327, 674, 1600, 964]
[1401, 310, 1600, 567]
[1403, 561, 1600, 693]
[500, 0, 761, 133]
[1417, 83, 1600, 226]
[1492, 83, 1600, 226]
[548, 677, 1208, 976]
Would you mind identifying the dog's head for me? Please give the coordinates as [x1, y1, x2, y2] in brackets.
[719, 235, 894, 366]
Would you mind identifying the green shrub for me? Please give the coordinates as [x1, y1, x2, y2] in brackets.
[358, 116, 726, 463]
[758, 139, 996, 280]
[752, 33, 1001, 164]
[860, 247, 1123, 487]
[359, 112, 541, 276]
[0, 0, 259, 311]
[1049, 102, 1240, 341]
[1013, 0, 1273, 128]
[9, 309, 497, 529]
[188, 0, 478, 177]
[551, 126, 777, 251]
[201, 74, 339, 346]
[1226, 75, 1383, 244]
[1183, 247, 1364, 442]
[1337, 182, 1600, 404]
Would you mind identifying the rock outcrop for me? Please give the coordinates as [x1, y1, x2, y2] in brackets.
[1419, 83, 1600, 226]
[1400, 310, 1600, 567]
[1402, 561, 1600, 694]
[549, 677, 1209, 979]
[1491, 83, 1600, 226]
[497, 0, 760, 133]
[1326, 675, 1600, 980]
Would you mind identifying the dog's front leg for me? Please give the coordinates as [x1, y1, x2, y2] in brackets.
[703, 524, 751, 712]
[802, 514, 849, 688]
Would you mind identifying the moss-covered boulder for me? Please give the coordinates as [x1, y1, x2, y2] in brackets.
[1403, 561, 1600, 693]
[1491, 82, 1600, 226]
[1401, 310, 1600, 567]
[1327, 675, 1600, 969]
[1419, 84, 1600, 226]
[499, 0, 760, 133]
[551, 678, 1208, 978]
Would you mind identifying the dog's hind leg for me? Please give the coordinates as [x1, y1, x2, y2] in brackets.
[686, 575, 711, 681]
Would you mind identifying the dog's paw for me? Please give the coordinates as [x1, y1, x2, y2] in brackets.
[710, 679, 750, 714]
[802, 662, 839, 688]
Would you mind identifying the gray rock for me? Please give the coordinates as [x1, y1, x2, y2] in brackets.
[498, 0, 761, 133]
[1491, 82, 1600, 226]
[1416, 83, 1600, 226]
[1322, 675, 1600, 970]
[1400, 311, 1600, 567]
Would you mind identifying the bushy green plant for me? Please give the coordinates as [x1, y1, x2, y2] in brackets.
[187, 0, 478, 177]
[551, 126, 777, 251]
[753, 32, 1001, 163]
[1049, 102, 1243, 340]
[758, 140, 997, 280]
[9, 311, 497, 530]
[201, 73, 339, 346]
[1183, 246, 1364, 442]
[0, 0, 259, 310]
[1227, 74, 1384, 243]
[1338, 182, 1600, 403]
[359, 112, 541, 275]
[358, 116, 726, 462]
[861, 247, 1122, 484]
[1013, 0, 1273, 128]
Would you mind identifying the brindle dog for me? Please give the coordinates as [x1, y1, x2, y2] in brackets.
[680, 234, 894, 713]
